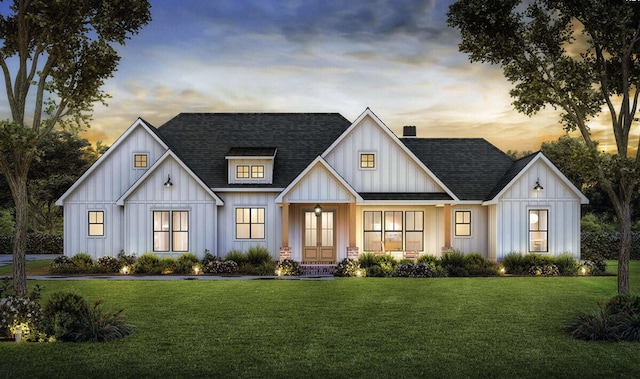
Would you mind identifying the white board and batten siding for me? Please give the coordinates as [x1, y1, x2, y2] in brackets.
[451, 205, 488, 256]
[493, 159, 582, 260]
[216, 192, 281, 260]
[59, 122, 167, 258]
[323, 115, 445, 193]
[122, 156, 218, 259]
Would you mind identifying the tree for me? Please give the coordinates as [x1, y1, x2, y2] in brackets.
[0, 0, 151, 294]
[448, 0, 640, 293]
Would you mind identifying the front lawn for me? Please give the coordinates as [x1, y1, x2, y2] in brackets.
[0, 261, 639, 378]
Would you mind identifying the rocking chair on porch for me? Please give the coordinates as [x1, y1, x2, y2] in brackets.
[404, 240, 421, 262]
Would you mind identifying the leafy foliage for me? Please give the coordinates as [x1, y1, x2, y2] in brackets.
[175, 253, 200, 274]
[133, 253, 161, 275]
[276, 259, 301, 276]
[566, 294, 640, 342]
[246, 246, 272, 265]
[95, 256, 121, 273]
[0, 278, 43, 340]
[334, 258, 362, 277]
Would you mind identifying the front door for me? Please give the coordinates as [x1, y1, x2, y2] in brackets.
[303, 210, 335, 262]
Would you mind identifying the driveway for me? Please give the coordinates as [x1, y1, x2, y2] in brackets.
[0, 254, 60, 267]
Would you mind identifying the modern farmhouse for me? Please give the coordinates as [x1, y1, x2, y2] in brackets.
[56, 108, 588, 264]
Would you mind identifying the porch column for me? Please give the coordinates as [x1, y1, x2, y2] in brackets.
[280, 202, 291, 261]
[347, 201, 359, 259]
[443, 203, 452, 251]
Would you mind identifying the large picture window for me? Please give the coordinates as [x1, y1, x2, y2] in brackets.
[363, 211, 382, 251]
[405, 211, 424, 250]
[236, 208, 265, 239]
[153, 211, 189, 252]
[384, 211, 403, 251]
[455, 211, 471, 236]
[88, 211, 104, 236]
[529, 209, 548, 252]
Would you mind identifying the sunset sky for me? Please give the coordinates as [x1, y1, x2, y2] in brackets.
[2, 0, 620, 152]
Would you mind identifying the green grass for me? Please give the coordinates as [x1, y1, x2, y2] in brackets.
[0, 261, 639, 378]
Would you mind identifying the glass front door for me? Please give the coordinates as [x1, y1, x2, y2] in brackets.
[303, 210, 335, 262]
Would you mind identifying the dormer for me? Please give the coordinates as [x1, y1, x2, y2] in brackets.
[226, 147, 277, 185]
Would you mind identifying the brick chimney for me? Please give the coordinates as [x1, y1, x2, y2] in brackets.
[403, 125, 416, 138]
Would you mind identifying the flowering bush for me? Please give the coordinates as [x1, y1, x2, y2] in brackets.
[276, 259, 301, 276]
[49, 255, 75, 274]
[0, 279, 43, 341]
[202, 256, 238, 274]
[95, 256, 121, 273]
[395, 263, 433, 278]
[334, 258, 363, 277]
[528, 264, 560, 276]
[580, 259, 607, 275]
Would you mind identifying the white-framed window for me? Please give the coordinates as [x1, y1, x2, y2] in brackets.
[529, 209, 548, 252]
[153, 211, 189, 252]
[133, 153, 148, 168]
[360, 153, 376, 169]
[236, 208, 265, 239]
[88, 211, 104, 236]
[455, 210, 472, 236]
[405, 211, 424, 250]
[236, 165, 250, 179]
[251, 165, 264, 178]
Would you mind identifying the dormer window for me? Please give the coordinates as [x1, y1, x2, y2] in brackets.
[226, 147, 276, 185]
[360, 152, 376, 169]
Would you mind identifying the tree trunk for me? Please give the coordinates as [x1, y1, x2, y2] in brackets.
[616, 200, 632, 294]
[11, 171, 28, 295]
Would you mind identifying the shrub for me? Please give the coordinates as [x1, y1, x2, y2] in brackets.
[246, 246, 272, 265]
[565, 294, 640, 342]
[523, 253, 555, 268]
[555, 254, 579, 276]
[276, 259, 302, 276]
[255, 260, 277, 276]
[334, 258, 362, 277]
[71, 253, 94, 272]
[117, 250, 137, 267]
[49, 255, 75, 274]
[416, 255, 444, 276]
[40, 292, 89, 341]
[0, 279, 43, 340]
[41, 291, 132, 342]
[528, 264, 559, 276]
[95, 256, 121, 273]
[366, 265, 386, 277]
[202, 255, 238, 274]
[159, 257, 177, 274]
[224, 250, 248, 265]
[358, 252, 377, 268]
[580, 258, 607, 275]
[501, 252, 526, 275]
[463, 253, 499, 277]
[75, 299, 133, 342]
[237, 262, 261, 275]
[395, 263, 434, 278]
[441, 250, 468, 277]
[176, 253, 200, 274]
[133, 253, 161, 274]
[375, 254, 398, 270]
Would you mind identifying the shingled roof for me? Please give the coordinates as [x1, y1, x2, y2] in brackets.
[400, 138, 516, 200]
[157, 113, 352, 188]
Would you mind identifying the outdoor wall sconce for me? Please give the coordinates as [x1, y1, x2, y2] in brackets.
[164, 174, 173, 187]
[533, 180, 543, 191]
[314, 203, 322, 217]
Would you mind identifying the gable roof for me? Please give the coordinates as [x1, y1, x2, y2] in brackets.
[400, 138, 514, 201]
[484, 152, 589, 204]
[56, 118, 167, 206]
[157, 113, 351, 189]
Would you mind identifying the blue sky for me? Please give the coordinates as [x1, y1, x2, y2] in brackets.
[6, 0, 612, 151]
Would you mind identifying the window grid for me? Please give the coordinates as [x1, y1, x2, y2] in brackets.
[363, 211, 382, 251]
[236, 208, 265, 239]
[455, 211, 472, 236]
[360, 153, 375, 169]
[134, 154, 148, 168]
[236, 165, 250, 178]
[153, 211, 189, 252]
[405, 211, 424, 251]
[529, 209, 548, 252]
[251, 165, 264, 178]
[88, 211, 104, 236]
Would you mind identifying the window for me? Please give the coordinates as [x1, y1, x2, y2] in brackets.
[236, 165, 250, 178]
[529, 209, 548, 252]
[88, 211, 104, 236]
[455, 211, 471, 236]
[384, 211, 403, 251]
[236, 208, 265, 239]
[133, 154, 148, 168]
[405, 211, 424, 250]
[360, 153, 375, 169]
[153, 211, 189, 252]
[363, 211, 382, 251]
[251, 165, 264, 178]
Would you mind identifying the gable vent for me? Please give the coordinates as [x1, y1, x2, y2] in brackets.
[403, 125, 417, 138]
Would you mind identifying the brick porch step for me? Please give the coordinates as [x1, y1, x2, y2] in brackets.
[299, 262, 337, 276]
